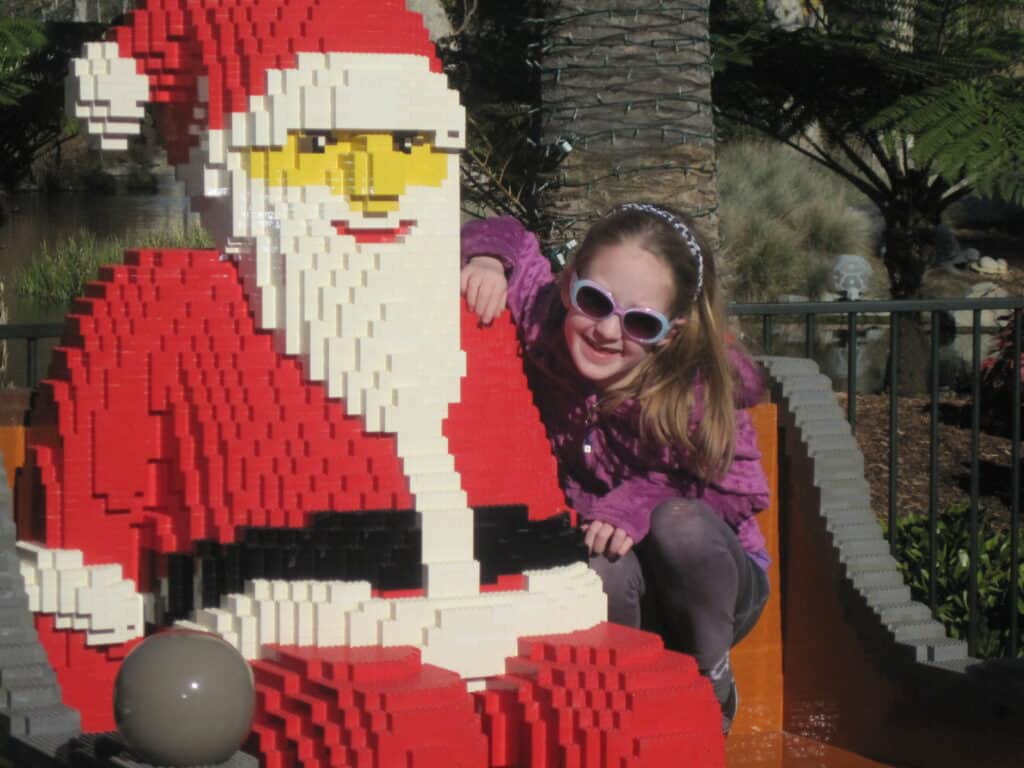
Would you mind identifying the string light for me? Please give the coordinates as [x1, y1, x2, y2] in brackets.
[529, 3, 717, 247]
[451, 2, 716, 249]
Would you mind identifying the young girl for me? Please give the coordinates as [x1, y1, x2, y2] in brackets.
[460, 203, 771, 734]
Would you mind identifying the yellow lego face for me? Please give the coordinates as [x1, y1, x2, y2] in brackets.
[247, 131, 449, 215]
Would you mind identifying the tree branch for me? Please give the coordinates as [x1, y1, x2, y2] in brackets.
[826, 129, 892, 202]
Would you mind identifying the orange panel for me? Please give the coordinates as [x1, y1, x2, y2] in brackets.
[730, 402, 783, 735]
[0, 389, 30, 491]
[0, 425, 25, 491]
[777, 408, 1024, 767]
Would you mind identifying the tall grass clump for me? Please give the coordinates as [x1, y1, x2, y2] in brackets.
[16, 226, 214, 306]
[718, 141, 877, 302]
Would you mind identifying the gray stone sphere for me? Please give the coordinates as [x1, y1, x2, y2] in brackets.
[114, 630, 255, 767]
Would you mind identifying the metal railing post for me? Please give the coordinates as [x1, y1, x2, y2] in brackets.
[888, 312, 899, 555]
[1012, 309, 1022, 658]
[762, 315, 773, 355]
[847, 312, 857, 429]
[928, 310, 940, 616]
[968, 310, 981, 656]
[26, 338, 36, 389]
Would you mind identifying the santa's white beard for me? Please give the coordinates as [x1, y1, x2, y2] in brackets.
[236, 181, 464, 414]
[230, 179, 477, 595]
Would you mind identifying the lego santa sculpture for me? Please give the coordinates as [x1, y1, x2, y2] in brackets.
[6, 0, 725, 765]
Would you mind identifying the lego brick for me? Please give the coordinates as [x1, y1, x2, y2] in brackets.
[761, 355, 977, 721]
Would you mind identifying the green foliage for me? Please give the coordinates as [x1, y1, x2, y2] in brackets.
[438, 1, 546, 225]
[718, 141, 876, 302]
[871, 82, 1024, 205]
[893, 501, 1024, 659]
[0, 21, 104, 191]
[16, 227, 214, 306]
[711, 0, 1024, 296]
[0, 18, 45, 106]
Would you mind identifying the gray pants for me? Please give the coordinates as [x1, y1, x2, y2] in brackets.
[588, 499, 769, 673]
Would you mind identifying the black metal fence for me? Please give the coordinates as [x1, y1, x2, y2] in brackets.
[732, 297, 1024, 659]
[0, 323, 63, 390]
[4, 298, 1024, 658]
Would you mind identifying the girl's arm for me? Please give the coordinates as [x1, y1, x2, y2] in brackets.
[568, 472, 681, 544]
[579, 420, 769, 550]
[461, 216, 559, 346]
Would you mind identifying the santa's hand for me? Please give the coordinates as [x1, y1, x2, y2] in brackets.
[460, 255, 508, 325]
[17, 541, 144, 645]
[581, 520, 635, 560]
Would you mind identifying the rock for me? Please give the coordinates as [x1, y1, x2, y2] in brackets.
[970, 255, 1006, 275]
[815, 289, 843, 303]
[934, 223, 962, 265]
[922, 265, 973, 298]
[820, 324, 889, 394]
[969, 281, 1002, 297]
[810, 316, 929, 396]
[765, 0, 823, 29]
[947, 246, 979, 270]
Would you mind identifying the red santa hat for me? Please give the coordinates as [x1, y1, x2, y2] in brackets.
[68, 0, 459, 165]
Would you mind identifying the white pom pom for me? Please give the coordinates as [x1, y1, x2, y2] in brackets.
[66, 41, 150, 150]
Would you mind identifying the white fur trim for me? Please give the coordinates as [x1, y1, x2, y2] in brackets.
[66, 41, 150, 151]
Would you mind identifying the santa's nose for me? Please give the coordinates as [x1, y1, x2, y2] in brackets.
[343, 134, 438, 212]
[247, 131, 449, 215]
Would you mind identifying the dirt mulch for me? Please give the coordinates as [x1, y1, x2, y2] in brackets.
[833, 227, 1024, 523]
[837, 392, 1019, 523]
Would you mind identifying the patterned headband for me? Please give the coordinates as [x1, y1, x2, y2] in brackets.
[617, 203, 704, 302]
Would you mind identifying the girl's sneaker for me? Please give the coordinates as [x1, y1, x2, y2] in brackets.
[721, 680, 738, 735]
[707, 651, 737, 735]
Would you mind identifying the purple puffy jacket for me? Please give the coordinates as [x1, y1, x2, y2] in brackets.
[462, 216, 771, 569]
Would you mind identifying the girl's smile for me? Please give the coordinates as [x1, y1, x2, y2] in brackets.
[581, 335, 622, 358]
[563, 241, 677, 389]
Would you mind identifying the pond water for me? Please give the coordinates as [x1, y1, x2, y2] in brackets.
[0, 176, 191, 323]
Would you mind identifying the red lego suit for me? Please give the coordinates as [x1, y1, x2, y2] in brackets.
[16, 249, 724, 766]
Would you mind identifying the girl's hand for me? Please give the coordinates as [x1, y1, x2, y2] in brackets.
[460, 255, 508, 325]
[582, 520, 635, 560]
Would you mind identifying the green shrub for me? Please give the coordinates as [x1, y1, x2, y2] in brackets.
[892, 501, 1024, 659]
[718, 141, 877, 302]
[16, 226, 214, 306]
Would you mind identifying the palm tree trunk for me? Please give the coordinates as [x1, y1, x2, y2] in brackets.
[538, 0, 719, 249]
[880, 169, 946, 298]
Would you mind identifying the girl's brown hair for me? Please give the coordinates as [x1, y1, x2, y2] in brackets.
[560, 204, 740, 481]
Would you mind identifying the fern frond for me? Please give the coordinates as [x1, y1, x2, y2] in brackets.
[870, 82, 1024, 203]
